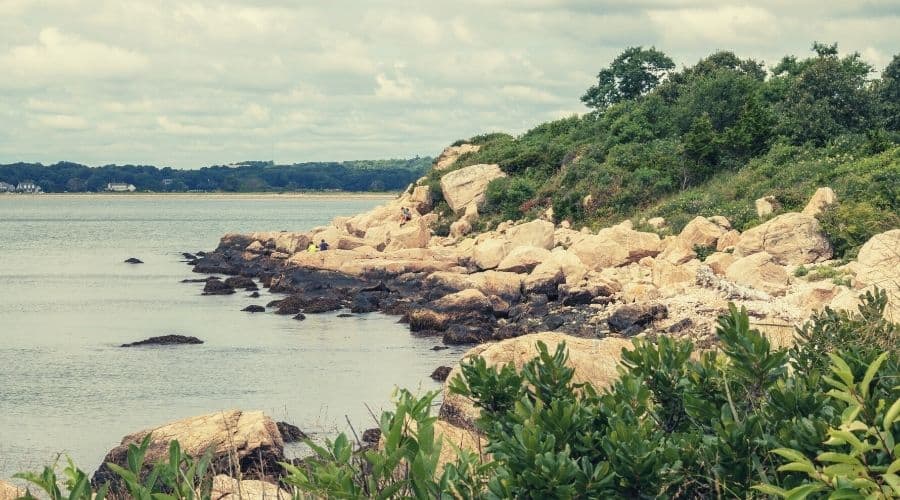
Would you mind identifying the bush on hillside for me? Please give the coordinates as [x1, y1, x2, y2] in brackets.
[818, 201, 900, 258]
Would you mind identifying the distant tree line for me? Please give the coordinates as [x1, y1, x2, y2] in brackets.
[0, 158, 432, 193]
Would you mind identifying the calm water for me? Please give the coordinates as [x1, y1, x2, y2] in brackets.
[0, 195, 465, 479]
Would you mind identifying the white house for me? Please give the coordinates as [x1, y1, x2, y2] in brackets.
[16, 182, 42, 193]
[0, 181, 14, 192]
[106, 183, 137, 192]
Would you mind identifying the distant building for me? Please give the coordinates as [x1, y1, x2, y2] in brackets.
[0, 181, 14, 192]
[161, 178, 174, 186]
[16, 182, 42, 193]
[106, 182, 136, 192]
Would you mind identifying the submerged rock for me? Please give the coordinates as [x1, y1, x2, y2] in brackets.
[121, 335, 203, 347]
[124, 257, 143, 264]
[242, 305, 265, 313]
[276, 421, 307, 442]
[202, 278, 236, 295]
[225, 276, 257, 290]
[430, 366, 452, 382]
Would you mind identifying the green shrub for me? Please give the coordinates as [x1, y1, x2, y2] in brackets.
[16, 434, 214, 500]
[817, 201, 900, 258]
[483, 177, 537, 221]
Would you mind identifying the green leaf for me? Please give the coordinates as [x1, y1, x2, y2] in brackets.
[860, 351, 888, 398]
[785, 483, 825, 500]
[817, 452, 862, 465]
[884, 398, 900, 432]
[752, 483, 789, 497]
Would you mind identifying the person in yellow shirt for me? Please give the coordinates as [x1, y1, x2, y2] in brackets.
[307, 242, 318, 253]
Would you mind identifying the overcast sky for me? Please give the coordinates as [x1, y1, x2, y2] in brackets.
[1, 0, 897, 168]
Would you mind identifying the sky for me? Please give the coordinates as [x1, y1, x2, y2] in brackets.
[1, 0, 898, 168]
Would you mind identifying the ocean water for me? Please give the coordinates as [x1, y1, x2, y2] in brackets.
[0, 195, 466, 479]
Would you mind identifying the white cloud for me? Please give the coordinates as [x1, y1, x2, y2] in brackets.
[375, 72, 415, 100]
[647, 6, 778, 47]
[156, 116, 211, 135]
[500, 85, 561, 103]
[1, 27, 148, 80]
[32, 114, 90, 130]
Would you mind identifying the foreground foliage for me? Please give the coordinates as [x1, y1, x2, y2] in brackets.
[15, 293, 900, 498]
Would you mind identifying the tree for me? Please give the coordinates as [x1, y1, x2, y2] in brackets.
[878, 54, 900, 130]
[581, 46, 675, 111]
[682, 113, 718, 187]
[775, 43, 875, 145]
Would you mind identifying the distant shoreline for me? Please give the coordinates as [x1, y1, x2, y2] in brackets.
[0, 192, 398, 200]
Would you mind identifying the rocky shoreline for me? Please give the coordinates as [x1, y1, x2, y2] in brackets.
[184, 146, 899, 352]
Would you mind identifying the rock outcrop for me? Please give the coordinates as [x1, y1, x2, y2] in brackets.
[734, 213, 832, 265]
[570, 226, 660, 270]
[504, 220, 555, 250]
[726, 252, 791, 295]
[209, 475, 291, 500]
[434, 143, 480, 170]
[440, 333, 633, 429]
[439, 163, 506, 213]
[802, 187, 837, 217]
[92, 410, 284, 492]
[121, 335, 203, 347]
[0, 480, 23, 500]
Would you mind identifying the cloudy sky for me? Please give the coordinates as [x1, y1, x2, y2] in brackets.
[1, 0, 897, 168]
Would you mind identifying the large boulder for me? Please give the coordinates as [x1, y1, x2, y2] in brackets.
[497, 246, 551, 274]
[439, 163, 506, 212]
[384, 220, 431, 251]
[425, 271, 524, 302]
[677, 216, 727, 249]
[755, 196, 780, 217]
[725, 252, 791, 296]
[705, 252, 737, 276]
[0, 480, 23, 500]
[607, 302, 668, 335]
[651, 259, 699, 291]
[209, 475, 291, 500]
[734, 212, 832, 265]
[802, 187, 837, 217]
[505, 220, 556, 250]
[440, 333, 633, 428]
[409, 185, 433, 213]
[473, 239, 513, 270]
[430, 288, 493, 314]
[570, 226, 660, 270]
[528, 248, 588, 285]
[434, 143, 481, 170]
[92, 410, 283, 491]
[854, 229, 900, 320]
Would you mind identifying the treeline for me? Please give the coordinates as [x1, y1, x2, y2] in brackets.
[0, 157, 432, 193]
[437, 43, 899, 257]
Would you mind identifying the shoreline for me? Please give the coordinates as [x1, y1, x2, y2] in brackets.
[0, 192, 398, 200]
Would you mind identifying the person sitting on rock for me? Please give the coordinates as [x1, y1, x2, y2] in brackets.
[318, 239, 329, 251]
[399, 207, 412, 226]
[307, 241, 318, 253]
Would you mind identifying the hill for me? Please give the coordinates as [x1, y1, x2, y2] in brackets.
[426, 43, 899, 258]
[0, 157, 431, 193]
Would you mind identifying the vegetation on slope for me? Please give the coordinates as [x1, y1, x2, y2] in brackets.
[0, 157, 431, 193]
[443, 43, 899, 258]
